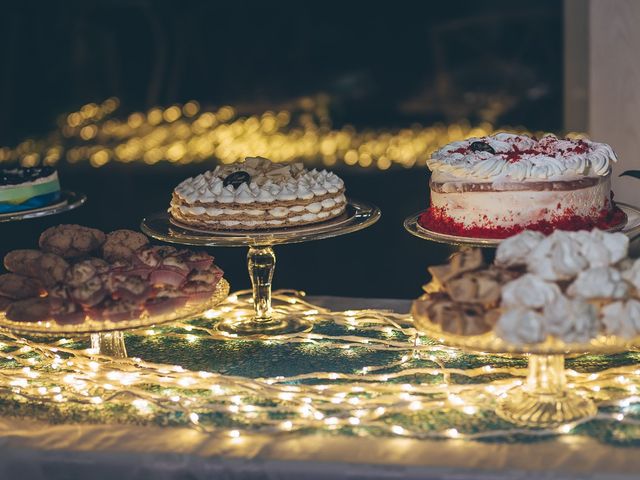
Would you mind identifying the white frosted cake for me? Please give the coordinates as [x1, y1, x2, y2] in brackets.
[420, 133, 623, 238]
[169, 157, 346, 230]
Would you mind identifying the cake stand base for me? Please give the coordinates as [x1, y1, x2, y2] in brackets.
[91, 331, 127, 358]
[495, 354, 597, 427]
[216, 314, 312, 337]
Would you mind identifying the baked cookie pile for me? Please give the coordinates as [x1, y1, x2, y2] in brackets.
[0, 224, 224, 325]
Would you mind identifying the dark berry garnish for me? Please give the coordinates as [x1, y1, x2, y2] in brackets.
[470, 141, 496, 154]
[223, 171, 251, 188]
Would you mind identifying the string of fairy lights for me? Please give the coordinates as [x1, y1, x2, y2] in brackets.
[0, 290, 639, 442]
[0, 97, 586, 170]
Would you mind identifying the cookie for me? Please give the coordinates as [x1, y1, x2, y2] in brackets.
[0, 296, 12, 311]
[102, 230, 149, 263]
[4, 249, 42, 276]
[0, 274, 42, 299]
[6, 298, 51, 322]
[39, 224, 106, 258]
[35, 253, 70, 286]
[65, 260, 103, 287]
[4, 250, 69, 286]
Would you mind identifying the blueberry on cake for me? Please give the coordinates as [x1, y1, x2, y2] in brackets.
[419, 133, 624, 238]
[169, 157, 347, 230]
[0, 166, 61, 213]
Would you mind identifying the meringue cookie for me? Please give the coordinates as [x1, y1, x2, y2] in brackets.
[528, 231, 588, 281]
[601, 300, 640, 339]
[543, 295, 598, 343]
[496, 308, 546, 345]
[501, 273, 562, 309]
[621, 258, 640, 292]
[495, 230, 544, 268]
[567, 267, 629, 299]
[575, 229, 628, 267]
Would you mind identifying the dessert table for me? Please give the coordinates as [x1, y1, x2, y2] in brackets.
[1, 294, 640, 480]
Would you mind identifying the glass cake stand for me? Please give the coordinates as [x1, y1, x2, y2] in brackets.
[140, 199, 381, 337]
[0, 279, 230, 358]
[0, 191, 87, 223]
[404, 202, 640, 248]
[411, 303, 638, 427]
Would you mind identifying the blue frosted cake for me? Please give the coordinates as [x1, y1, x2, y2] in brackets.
[0, 167, 61, 213]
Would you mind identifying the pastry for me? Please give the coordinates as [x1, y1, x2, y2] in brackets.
[0, 166, 61, 214]
[6, 298, 52, 322]
[3, 249, 69, 286]
[419, 133, 623, 238]
[0, 225, 226, 326]
[39, 224, 106, 258]
[169, 156, 346, 230]
[102, 229, 149, 262]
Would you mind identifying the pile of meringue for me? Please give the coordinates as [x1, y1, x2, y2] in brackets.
[494, 229, 640, 345]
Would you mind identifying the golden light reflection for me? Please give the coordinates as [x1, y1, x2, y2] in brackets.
[0, 290, 634, 442]
[0, 97, 585, 170]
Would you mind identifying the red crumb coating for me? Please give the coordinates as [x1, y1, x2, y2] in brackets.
[418, 205, 626, 239]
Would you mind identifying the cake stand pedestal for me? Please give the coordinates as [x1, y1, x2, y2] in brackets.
[90, 331, 128, 358]
[141, 199, 380, 338]
[0, 279, 229, 358]
[496, 353, 595, 427]
[412, 297, 638, 427]
[0, 191, 86, 223]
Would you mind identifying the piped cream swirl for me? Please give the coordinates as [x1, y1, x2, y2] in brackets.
[428, 133, 617, 182]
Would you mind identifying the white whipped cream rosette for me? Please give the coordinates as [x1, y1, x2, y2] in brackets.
[501, 273, 562, 309]
[601, 300, 640, 339]
[495, 230, 544, 268]
[543, 295, 599, 343]
[428, 133, 617, 182]
[567, 266, 629, 299]
[496, 307, 546, 345]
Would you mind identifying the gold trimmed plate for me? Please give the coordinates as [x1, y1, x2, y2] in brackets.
[0, 278, 229, 336]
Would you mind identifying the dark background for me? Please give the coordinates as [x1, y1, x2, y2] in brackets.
[0, 0, 563, 299]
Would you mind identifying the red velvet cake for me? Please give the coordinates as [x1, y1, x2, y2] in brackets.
[419, 133, 623, 238]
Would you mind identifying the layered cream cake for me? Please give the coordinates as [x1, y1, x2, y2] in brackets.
[169, 157, 346, 230]
[0, 167, 61, 214]
[419, 133, 623, 238]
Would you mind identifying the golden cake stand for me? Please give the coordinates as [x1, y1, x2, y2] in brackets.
[0, 279, 229, 358]
[0, 191, 86, 223]
[411, 304, 639, 427]
[404, 202, 640, 247]
[141, 199, 380, 338]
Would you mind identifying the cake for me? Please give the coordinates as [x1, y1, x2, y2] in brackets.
[169, 157, 346, 230]
[0, 166, 61, 213]
[419, 133, 624, 238]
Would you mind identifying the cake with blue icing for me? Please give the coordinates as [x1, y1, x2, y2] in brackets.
[0, 167, 61, 214]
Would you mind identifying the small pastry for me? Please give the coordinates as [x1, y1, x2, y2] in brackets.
[39, 224, 106, 258]
[102, 229, 149, 263]
[0, 273, 42, 299]
[6, 298, 51, 322]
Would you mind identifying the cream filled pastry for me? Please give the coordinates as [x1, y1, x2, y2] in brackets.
[418, 133, 625, 238]
[169, 157, 346, 230]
